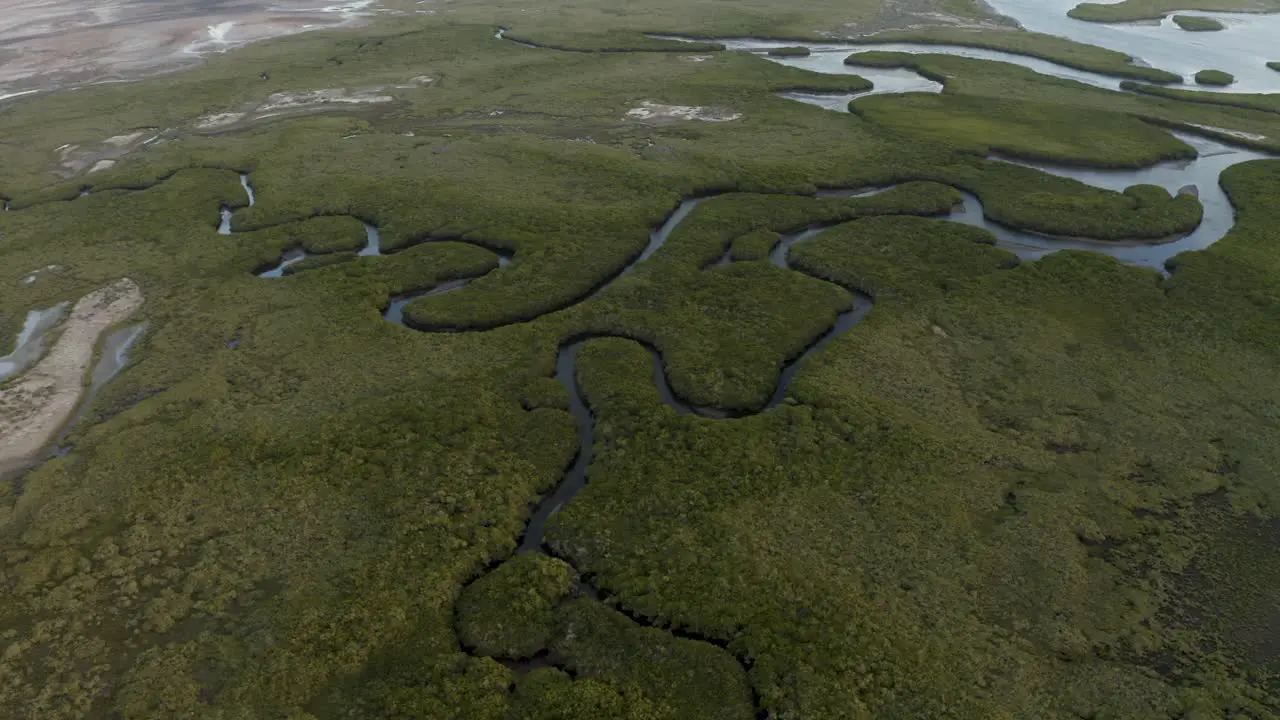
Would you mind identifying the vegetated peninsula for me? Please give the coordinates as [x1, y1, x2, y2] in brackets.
[1172, 14, 1225, 30]
[0, 0, 1279, 718]
[1070, 0, 1280, 21]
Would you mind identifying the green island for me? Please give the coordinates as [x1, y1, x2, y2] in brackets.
[857, 27, 1181, 83]
[1172, 14, 1226, 29]
[1069, 0, 1280, 22]
[0, 0, 1279, 717]
[1195, 68, 1237, 85]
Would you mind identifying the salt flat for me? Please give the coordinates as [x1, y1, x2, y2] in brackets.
[0, 0, 383, 97]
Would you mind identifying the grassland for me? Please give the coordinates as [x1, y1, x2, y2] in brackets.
[0, 3, 1278, 720]
[1069, 0, 1280, 22]
[1172, 14, 1226, 29]
[850, 91, 1198, 168]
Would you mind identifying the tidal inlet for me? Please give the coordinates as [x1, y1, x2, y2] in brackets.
[1, 0, 1279, 717]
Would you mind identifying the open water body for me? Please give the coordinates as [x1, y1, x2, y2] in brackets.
[983, 0, 1280, 93]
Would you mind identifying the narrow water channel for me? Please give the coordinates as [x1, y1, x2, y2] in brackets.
[0, 302, 68, 382]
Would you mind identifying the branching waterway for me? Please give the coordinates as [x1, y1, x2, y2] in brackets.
[482, 14, 1280, 687]
[4, 4, 1276, 701]
[645, 34, 1271, 270]
[198, 32, 1273, 676]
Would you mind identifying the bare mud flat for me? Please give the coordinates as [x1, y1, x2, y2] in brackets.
[0, 279, 143, 473]
[0, 0, 387, 98]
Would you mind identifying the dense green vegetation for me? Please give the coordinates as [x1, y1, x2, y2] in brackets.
[1172, 14, 1225, 30]
[456, 554, 576, 659]
[729, 227, 783, 261]
[842, 48, 1280, 153]
[2, 1, 1280, 717]
[850, 91, 1198, 168]
[1270, 61, 1280, 71]
[507, 668, 660, 719]
[1069, 0, 1280, 22]
[399, 182, 962, 336]
[282, 251, 357, 275]
[788, 215, 1018, 298]
[1195, 68, 1236, 86]
[768, 46, 812, 57]
[547, 162, 1280, 716]
[477, 0, 995, 46]
[499, 30, 726, 53]
[551, 599, 755, 720]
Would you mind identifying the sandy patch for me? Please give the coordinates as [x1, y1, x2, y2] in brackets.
[681, 55, 714, 62]
[102, 132, 145, 147]
[258, 88, 394, 112]
[625, 101, 741, 123]
[0, 279, 143, 470]
[1188, 124, 1267, 143]
[54, 128, 163, 178]
[193, 83, 413, 132]
[195, 112, 247, 130]
[19, 265, 63, 285]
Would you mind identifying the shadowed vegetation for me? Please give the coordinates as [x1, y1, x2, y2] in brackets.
[456, 554, 576, 659]
[550, 598, 756, 720]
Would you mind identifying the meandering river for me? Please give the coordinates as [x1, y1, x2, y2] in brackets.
[6, 1, 1279, 691]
